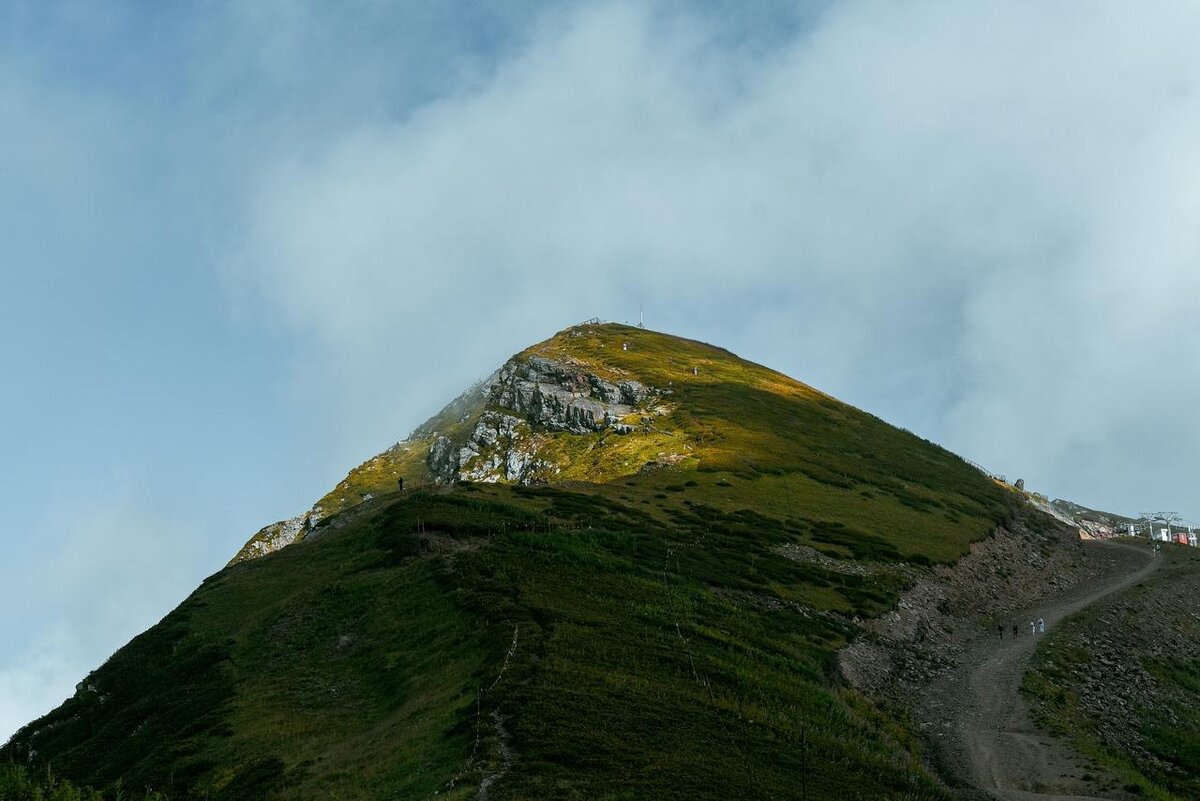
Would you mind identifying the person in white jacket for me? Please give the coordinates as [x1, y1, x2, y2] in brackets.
[1037, 618, 1045, 634]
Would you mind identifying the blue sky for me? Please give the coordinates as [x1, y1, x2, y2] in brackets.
[3, 0, 1199, 740]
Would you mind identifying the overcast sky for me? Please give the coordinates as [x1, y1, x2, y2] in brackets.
[3, 0, 1199, 741]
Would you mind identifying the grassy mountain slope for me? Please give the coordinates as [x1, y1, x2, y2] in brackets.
[4, 324, 1022, 800]
[238, 323, 1008, 563]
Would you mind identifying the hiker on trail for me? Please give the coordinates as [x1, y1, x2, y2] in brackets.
[1012, 624, 1018, 638]
[1029, 620, 1036, 636]
[997, 624, 1004, 640]
[398, 477, 405, 492]
[1038, 618, 1045, 634]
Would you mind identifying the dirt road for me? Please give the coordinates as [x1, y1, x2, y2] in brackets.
[922, 539, 1161, 800]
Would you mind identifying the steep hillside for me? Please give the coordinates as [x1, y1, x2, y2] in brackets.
[3, 323, 1027, 801]
[234, 322, 1010, 564]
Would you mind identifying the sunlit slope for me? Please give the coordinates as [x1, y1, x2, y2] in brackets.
[241, 323, 1010, 564]
[3, 323, 1027, 801]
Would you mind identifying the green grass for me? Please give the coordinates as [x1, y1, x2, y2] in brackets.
[3, 481, 999, 800]
[0, 764, 171, 801]
[0, 764, 104, 801]
[3, 324, 1027, 799]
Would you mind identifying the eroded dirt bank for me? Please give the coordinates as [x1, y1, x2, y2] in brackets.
[839, 514, 1160, 799]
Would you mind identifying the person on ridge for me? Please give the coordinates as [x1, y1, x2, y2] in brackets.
[1012, 624, 1018, 638]
[1029, 620, 1036, 636]
[1038, 617, 1045, 634]
[997, 624, 1004, 640]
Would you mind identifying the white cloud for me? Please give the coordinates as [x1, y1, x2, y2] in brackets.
[226, 1, 1200, 516]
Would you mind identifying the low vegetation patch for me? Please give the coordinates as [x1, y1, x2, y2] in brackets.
[1, 477, 1015, 800]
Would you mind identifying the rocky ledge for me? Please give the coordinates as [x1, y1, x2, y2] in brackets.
[426, 354, 654, 484]
[229, 513, 310, 565]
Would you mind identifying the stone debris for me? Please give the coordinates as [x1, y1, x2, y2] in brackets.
[837, 517, 1100, 699]
[1027, 568, 1200, 773]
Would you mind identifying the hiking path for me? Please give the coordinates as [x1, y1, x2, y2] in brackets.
[922, 539, 1161, 800]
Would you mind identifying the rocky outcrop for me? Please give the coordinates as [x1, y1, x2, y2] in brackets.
[428, 435, 458, 479]
[230, 513, 310, 565]
[457, 412, 544, 483]
[236, 353, 661, 562]
[1029, 495, 1080, 527]
[424, 355, 655, 484]
[491, 356, 649, 434]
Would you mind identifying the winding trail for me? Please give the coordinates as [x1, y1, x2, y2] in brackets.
[923, 540, 1161, 800]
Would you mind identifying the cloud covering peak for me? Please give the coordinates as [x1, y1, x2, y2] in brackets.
[231, 0, 1200, 515]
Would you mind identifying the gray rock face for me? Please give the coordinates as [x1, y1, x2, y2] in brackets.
[236, 353, 658, 564]
[230, 513, 309, 564]
[426, 412, 546, 484]
[490, 356, 648, 434]
[428, 435, 458, 478]
[458, 412, 534, 482]
[424, 354, 655, 485]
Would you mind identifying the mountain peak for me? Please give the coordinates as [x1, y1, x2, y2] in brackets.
[232, 321, 999, 566]
[233, 321, 825, 562]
